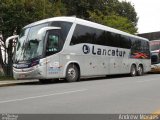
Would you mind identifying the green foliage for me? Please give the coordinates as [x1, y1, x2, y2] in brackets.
[105, 15, 137, 34]
[87, 0, 138, 34]
[62, 0, 138, 34]
[117, 1, 138, 26]
[0, 0, 138, 38]
[89, 10, 137, 34]
[0, 76, 15, 80]
[62, 0, 107, 19]
[0, 0, 57, 39]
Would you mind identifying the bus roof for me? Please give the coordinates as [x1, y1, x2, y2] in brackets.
[24, 16, 76, 28]
[24, 16, 148, 41]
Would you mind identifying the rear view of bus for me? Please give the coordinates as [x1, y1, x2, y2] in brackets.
[150, 40, 160, 72]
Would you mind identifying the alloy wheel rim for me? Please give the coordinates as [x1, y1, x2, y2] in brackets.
[138, 66, 142, 75]
[68, 68, 76, 79]
[132, 67, 136, 75]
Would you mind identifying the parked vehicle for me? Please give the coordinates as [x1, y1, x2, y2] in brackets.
[6, 17, 151, 83]
[150, 40, 160, 72]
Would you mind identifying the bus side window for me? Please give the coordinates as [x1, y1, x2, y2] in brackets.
[46, 31, 60, 56]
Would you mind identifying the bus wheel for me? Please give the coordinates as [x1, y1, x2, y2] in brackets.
[137, 65, 144, 76]
[130, 65, 137, 77]
[66, 64, 79, 82]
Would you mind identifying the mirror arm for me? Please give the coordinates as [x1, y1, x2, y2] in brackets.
[6, 35, 19, 48]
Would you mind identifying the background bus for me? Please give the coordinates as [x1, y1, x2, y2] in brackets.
[150, 40, 160, 72]
[10, 17, 151, 83]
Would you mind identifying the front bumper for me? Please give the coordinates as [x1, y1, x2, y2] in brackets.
[13, 65, 43, 80]
[150, 64, 160, 73]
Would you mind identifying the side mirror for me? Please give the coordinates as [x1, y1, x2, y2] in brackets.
[6, 35, 19, 48]
[37, 26, 61, 41]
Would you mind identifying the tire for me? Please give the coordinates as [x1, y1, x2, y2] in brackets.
[65, 64, 79, 82]
[137, 65, 144, 76]
[130, 65, 137, 77]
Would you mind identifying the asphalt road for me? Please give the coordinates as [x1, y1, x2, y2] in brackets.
[0, 74, 160, 114]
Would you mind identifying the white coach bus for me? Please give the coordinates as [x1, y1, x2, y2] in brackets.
[11, 16, 151, 83]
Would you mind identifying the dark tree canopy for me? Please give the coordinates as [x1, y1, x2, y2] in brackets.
[0, 0, 138, 39]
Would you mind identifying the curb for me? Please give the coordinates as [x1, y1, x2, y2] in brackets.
[0, 82, 19, 87]
[0, 80, 39, 87]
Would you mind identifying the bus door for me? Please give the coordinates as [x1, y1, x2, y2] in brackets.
[45, 30, 61, 79]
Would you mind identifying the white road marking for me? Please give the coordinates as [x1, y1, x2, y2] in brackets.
[0, 89, 88, 104]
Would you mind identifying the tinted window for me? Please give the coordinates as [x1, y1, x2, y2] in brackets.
[51, 21, 72, 49]
[70, 24, 95, 45]
[120, 35, 131, 49]
[131, 38, 150, 59]
[46, 30, 60, 56]
[70, 24, 131, 49]
[70, 24, 150, 56]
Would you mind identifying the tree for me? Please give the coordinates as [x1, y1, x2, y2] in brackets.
[62, 0, 138, 33]
[116, 1, 138, 26]
[62, 0, 106, 19]
[104, 14, 137, 34]
[0, 0, 138, 40]
[88, 0, 138, 34]
[89, 10, 137, 34]
[0, 0, 56, 76]
[0, 0, 68, 37]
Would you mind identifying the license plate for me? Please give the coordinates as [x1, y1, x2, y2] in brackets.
[19, 74, 26, 78]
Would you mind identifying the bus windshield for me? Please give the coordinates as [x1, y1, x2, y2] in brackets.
[14, 23, 48, 62]
[14, 21, 73, 63]
[150, 41, 160, 51]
